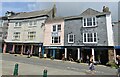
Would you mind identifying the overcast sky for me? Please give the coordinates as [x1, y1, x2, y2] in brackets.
[1, 2, 119, 21]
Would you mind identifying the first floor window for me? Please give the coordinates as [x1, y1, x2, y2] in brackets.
[13, 32, 20, 39]
[52, 36, 60, 43]
[68, 34, 74, 43]
[28, 31, 36, 40]
[83, 33, 97, 43]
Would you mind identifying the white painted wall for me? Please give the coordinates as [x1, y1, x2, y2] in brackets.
[6, 17, 47, 43]
[44, 19, 64, 46]
[106, 14, 114, 46]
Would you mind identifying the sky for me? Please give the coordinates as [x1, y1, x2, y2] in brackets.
[1, 2, 119, 22]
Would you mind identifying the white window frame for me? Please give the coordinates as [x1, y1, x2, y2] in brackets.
[68, 34, 74, 43]
[83, 33, 97, 43]
[29, 20, 37, 27]
[51, 36, 61, 44]
[0, 20, 3, 27]
[28, 31, 36, 40]
[57, 24, 61, 31]
[14, 22, 22, 27]
[13, 32, 20, 39]
[83, 17, 97, 27]
[52, 24, 61, 32]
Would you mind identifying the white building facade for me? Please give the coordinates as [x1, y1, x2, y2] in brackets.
[3, 7, 56, 56]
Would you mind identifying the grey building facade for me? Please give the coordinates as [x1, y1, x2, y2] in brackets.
[112, 21, 120, 56]
[63, 8, 114, 64]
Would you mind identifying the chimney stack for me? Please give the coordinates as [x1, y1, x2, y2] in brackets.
[102, 6, 110, 12]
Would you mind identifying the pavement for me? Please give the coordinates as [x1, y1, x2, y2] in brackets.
[2, 59, 86, 75]
[1, 53, 118, 76]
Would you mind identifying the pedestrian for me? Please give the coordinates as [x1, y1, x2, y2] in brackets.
[86, 55, 89, 65]
[116, 55, 120, 67]
[116, 55, 120, 77]
[62, 53, 65, 61]
[69, 54, 74, 61]
[89, 55, 95, 73]
[27, 49, 30, 58]
[69, 54, 71, 61]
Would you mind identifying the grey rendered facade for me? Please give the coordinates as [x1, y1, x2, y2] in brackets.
[64, 14, 108, 46]
[112, 21, 120, 56]
[63, 8, 114, 64]
[113, 22, 120, 46]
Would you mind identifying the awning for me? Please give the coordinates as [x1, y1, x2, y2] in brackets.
[114, 46, 120, 49]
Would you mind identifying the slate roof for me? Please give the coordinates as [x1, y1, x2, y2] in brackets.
[0, 16, 8, 20]
[46, 17, 64, 23]
[9, 9, 52, 19]
[80, 8, 101, 16]
[64, 8, 111, 20]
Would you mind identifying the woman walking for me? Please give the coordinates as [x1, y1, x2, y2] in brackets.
[89, 55, 95, 74]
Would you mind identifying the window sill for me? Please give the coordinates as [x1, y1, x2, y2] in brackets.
[14, 27, 21, 28]
[83, 42, 97, 44]
[83, 25, 97, 28]
[68, 42, 74, 44]
[50, 43, 61, 45]
[12, 39, 20, 41]
[28, 26, 37, 28]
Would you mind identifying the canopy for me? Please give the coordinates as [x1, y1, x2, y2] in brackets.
[114, 46, 120, 49]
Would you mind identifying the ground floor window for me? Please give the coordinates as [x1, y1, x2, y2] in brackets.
[83, 33, 97, 43]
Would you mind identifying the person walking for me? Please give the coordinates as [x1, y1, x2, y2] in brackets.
[62, 53, 65, 61]
[86, 55, 89, 65]
[116, 55, 120, 67]
[89, 55, 95, 74]
[27, 49, 30, 58]
[116, 55, 120, 77]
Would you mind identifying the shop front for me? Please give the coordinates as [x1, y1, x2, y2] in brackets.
[43, 46, 64, 59]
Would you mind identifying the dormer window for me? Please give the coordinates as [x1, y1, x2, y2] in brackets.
[83, 17, 96, 27]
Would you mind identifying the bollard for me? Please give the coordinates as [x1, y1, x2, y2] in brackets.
[13, 63, 18, 76]
[43, 69, 47, 77]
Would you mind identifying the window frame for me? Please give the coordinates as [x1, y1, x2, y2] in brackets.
[68, 34, 74, 43]
[13, 32, 20, 39]
[52, 24, 61, 32]
[28, 31, 36, 40]
[51, 36, 61, 44]
[83, 17, 97, 27]
[83, 33, 97, 43]
[14, 22, 22, 27]
[29, 20, 37, 27]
